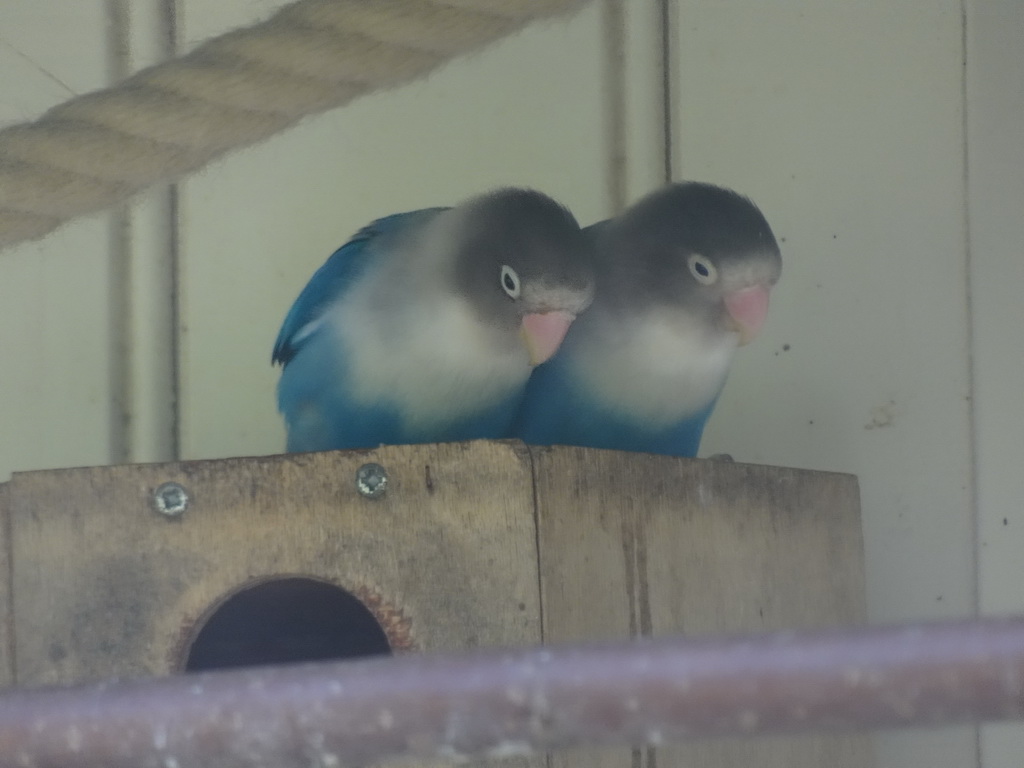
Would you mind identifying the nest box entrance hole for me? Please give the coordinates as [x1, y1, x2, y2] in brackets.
[183, 577, 392, 671]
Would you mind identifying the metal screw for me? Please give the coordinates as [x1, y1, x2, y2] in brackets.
[152, 482, 190, 517]
[356, 463, 389, 499]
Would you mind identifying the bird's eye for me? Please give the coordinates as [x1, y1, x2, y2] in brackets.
[687, 254, 718, 285]
[500, 265, 521, 299]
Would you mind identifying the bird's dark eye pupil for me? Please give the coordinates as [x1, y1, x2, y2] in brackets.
[695, 262, 709, 276]
[504, 273, 516, 290]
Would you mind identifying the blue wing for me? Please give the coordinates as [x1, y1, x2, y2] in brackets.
[271, 208, 448, 366]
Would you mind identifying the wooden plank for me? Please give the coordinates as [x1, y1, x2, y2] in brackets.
[7, 441, 541, 688]
[8, 440, 873, 767]
[534, 447, 872, 768]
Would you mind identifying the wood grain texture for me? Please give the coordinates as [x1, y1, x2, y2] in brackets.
[6, 441, 541, 688]
[533, 447, 872, 768]
[5, 442, 870, 767]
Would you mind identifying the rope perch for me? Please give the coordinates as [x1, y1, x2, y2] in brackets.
[0, 0, 588, 250]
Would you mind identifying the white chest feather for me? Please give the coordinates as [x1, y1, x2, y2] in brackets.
[329, 276, 528, 429]
[572, 308, 738, 426]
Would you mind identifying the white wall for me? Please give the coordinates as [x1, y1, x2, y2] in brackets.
[966, 3, 1024, 767]
[1, 2, 1023, 767]
[0, 3, 116, 476]
[672, 4, 975, 766]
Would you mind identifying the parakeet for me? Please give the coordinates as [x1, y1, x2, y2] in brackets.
[273, 188, 595, 452]
[513, 182, 782, 457]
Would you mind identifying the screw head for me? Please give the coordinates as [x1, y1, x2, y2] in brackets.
[356, 463, 388, 499]
[153, 482, 189, 517]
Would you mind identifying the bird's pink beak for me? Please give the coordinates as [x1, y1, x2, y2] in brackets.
[521, 311, 575, 366]
[724, 285, 771, 346]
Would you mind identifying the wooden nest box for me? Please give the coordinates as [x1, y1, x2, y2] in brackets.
[0, 441, 871, 767]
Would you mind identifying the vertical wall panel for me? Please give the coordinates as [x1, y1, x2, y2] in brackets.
[622, 1, 670, 202]
[0, 3, 115, 482]
[670, 3, 975, 767]
[966, 2, 1024, 767]
[121, 0, 178, 464]
[175, 2, 611, 460]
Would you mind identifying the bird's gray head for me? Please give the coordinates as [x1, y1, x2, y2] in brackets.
[604, 182, 782, 345]
[451, 188, 596, 365]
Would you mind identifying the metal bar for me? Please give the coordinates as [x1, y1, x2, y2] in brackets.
[2, 616, 1023, 768]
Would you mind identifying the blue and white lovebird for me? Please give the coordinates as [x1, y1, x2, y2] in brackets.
[514, 182, 782, 457]
[272, 188, 595, 452]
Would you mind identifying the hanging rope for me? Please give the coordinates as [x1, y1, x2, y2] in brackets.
[0, 0, 588, 250]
